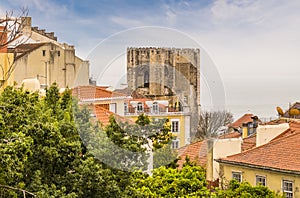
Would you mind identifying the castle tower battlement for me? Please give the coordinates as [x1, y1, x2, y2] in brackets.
[127, 47, 200, 136]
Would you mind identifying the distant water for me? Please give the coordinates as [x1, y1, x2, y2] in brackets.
[202, 103, 288, 122]
[225, 104, 280, 122]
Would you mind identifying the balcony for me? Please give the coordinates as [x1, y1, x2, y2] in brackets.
[124, 106, 186, 116]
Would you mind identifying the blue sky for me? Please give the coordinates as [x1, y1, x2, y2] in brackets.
[2, 0, 300, 118]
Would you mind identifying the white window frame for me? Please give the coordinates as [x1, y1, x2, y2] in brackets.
[137, 102, 143, 112]
[256, 175, 266, 186]
[109, 103, 117, 113]
[171, 138, 179, 149]
[232, 171, 242, 182]
[283, 180, 293, 198]
[171, 119, 180, 133]
[152, 102, 159, 114]
[124, 103, 128, 113]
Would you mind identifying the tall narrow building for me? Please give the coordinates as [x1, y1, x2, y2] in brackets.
[127, 47, 200, 137]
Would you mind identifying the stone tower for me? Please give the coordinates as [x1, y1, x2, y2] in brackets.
[127, 47, 200, 134]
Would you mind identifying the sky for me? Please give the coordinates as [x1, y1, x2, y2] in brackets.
[1, 0, 300, 119]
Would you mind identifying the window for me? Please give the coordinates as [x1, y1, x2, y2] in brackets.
[256, 175, 266, 186]
[109, 103, 117, 113]
[42, 50, 46, 56]
[171, 139, 179, 149]
[283, 180, 293, 198]
[137, 102, 143, 112]
[232, 171, 242, 182]
[171, 119, 179, 133]
[124, 103, 128, 113]
[57, 50, 60, 56]
[153, 102, 159, 114]
[144, 71, 149, 88]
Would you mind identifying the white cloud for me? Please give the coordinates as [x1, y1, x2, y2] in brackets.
[110, 16, 144, 28]
[210, 0, 262, 26]
[3, 0, 300, 117]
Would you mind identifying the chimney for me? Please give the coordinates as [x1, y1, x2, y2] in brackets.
[206, 139, 214, 181]
[20, 17, 32, 35]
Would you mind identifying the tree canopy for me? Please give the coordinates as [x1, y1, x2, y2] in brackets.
[0, 84, 283, 197]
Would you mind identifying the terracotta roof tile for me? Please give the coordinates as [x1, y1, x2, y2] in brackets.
[229, 114, 255, 129]
[176, 132, 241, 169]
[219, 131, 241, 139]
[94, 105, 133, 126]
[72, 85, 126, 100]
[241, 134, 256, 151]
[177, 140, 207, 168]
[270, 121, 300, 142]
[218, 127, 300, 173]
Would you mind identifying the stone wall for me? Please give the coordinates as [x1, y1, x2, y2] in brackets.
[127, 47, 200, 136]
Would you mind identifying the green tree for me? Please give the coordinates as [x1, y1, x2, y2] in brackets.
[216, 180, 284, 198]
[81, 113, 175, 192]
[0, 85, 121, 197]
[125, 161, 211, 197]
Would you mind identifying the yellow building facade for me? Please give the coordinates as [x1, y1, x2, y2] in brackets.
[125, 99, 191, 148]
[0, 53, 15, 90]
[12, 42, 89, 89]
[217, 123, 300, 198]
[219, 163, 300, 197]
[1, 16, 89, 90]
[129, 113, 189, 148]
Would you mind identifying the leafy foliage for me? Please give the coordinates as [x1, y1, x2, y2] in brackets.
[0, 85, 284, 197]
[216, 180, 284, 198]
[0, 85, 119, 197]
[126, 161, 210, 197]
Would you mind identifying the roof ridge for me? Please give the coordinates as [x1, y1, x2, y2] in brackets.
[15, 42, 47, 60]
[224, 131, 300, 160]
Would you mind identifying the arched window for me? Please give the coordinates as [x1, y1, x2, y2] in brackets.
[144, 71, 149, 88]
[178, 102, 182, 111]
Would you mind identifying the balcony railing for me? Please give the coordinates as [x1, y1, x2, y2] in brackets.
[124, 107, 186, 116]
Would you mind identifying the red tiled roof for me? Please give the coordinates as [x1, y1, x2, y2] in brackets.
[177, 140, 207, 168]
[219, 131, 241, 139]
[241, 134, 256, 151]
[218, 126, 300, 173]
[269, 121, 300, 142]
[72, 85, 126, 100]
[94, 105, 133, 126]
[176, 132, 241, 169]
[94, 106, 113, 126]
[263, 118, 289, 125]
[229, 114, 254, 129]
